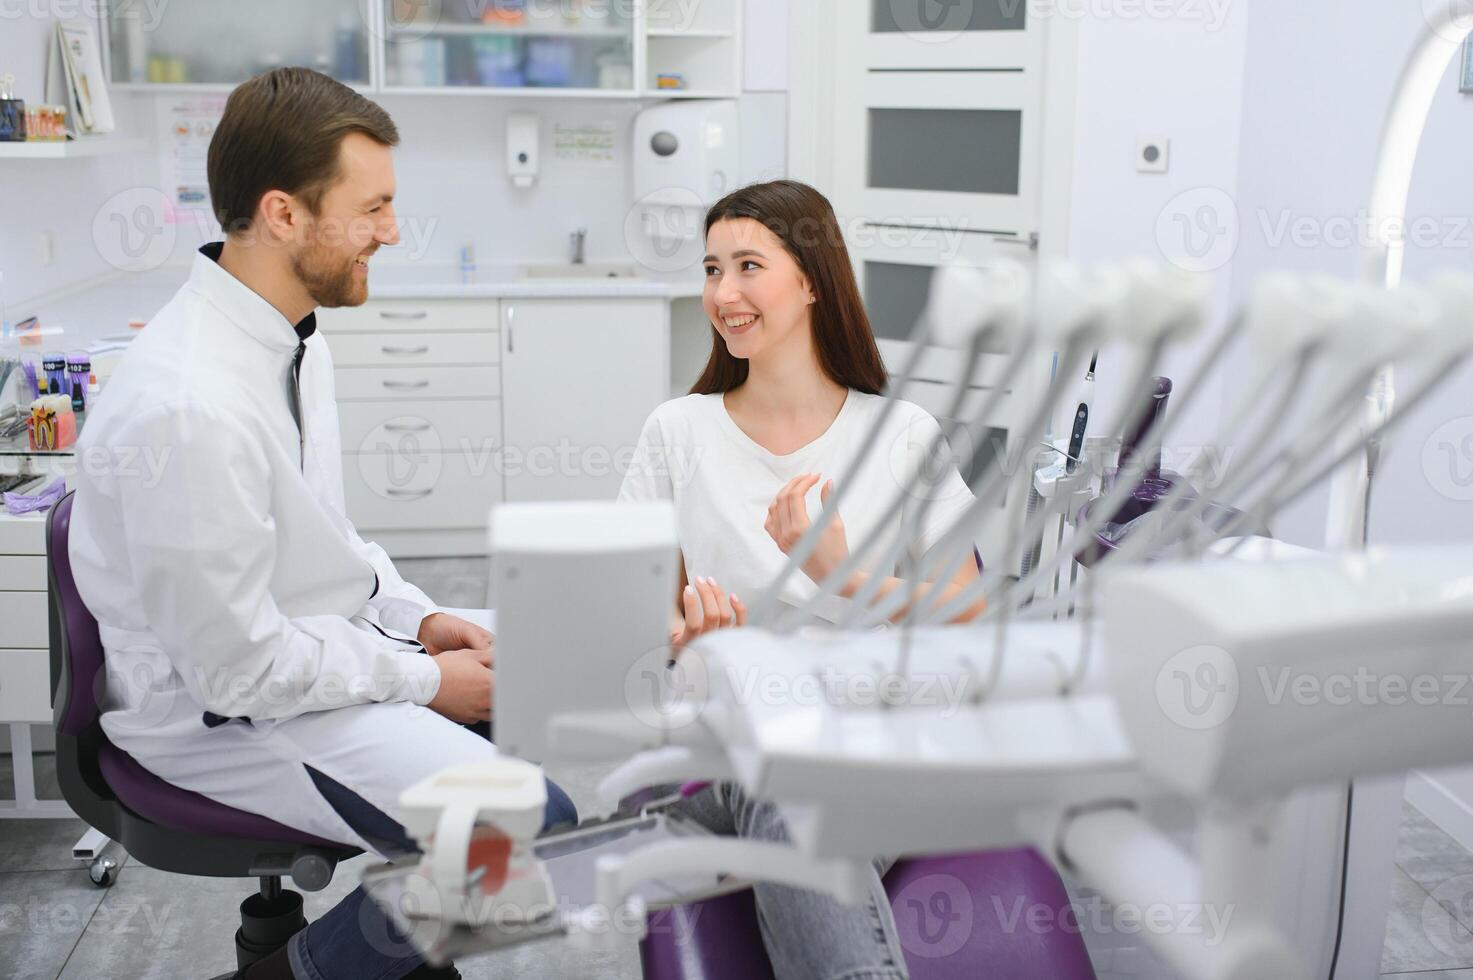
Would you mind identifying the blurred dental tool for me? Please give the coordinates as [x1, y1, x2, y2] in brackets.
[1065, 351, 1098, 476]
[20, 359, 38, 400]
[42, 352, 65, 396]
[67, 352, 90, 411]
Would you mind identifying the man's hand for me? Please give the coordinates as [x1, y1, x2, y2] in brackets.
[427, 647, 494, 724]
[418, 612, 493, 657]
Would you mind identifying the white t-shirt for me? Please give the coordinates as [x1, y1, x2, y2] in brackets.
[617, 390, 977, 624]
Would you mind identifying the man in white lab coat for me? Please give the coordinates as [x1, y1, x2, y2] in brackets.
[68, 68, 574, 979]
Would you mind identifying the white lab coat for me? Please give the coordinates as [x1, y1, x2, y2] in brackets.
[68, 245, 497, 852]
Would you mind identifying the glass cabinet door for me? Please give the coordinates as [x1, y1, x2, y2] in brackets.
[108, 0, 372, 86]
[382, 0, 636, 92]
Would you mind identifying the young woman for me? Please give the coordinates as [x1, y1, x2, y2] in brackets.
[621, 178, 984, 637]
[618, 180, 985, 979]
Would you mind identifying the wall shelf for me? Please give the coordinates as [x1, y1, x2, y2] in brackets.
[647, 29, 734, 38]
[380, 86, 639, 99]
[387, 22, 629, 39]
[652, 90, 739, 99]
[0, 138, 149, 160]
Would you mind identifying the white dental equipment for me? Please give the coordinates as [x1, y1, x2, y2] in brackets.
[397, 758, 554, 927]
[369, 250, 1473, 979]
[489, 501, 679, 763]
[364, 14, 1473, 979]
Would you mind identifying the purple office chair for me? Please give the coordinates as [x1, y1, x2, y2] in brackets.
[47, 491, 360, 973]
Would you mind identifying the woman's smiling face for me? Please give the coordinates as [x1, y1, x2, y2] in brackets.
[702, 217, 815, 362]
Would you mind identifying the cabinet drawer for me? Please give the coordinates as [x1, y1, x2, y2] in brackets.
[328, 331, 499, 367]
[0, 592, 49, 648]
[0, 556, 46, 591]
[345, 452, 503, 530]
[335, 367, 501, 401]
[340, 400, 502, 456]
[317, 300, 495, 334]
[0, 516, 46, 555]
[0, 649, 51, 724]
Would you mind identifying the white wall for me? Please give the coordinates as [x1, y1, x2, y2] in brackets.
[1224, 2, 1473, 551]
[0, 0, 787, 313]
[1067, 1, 1473, 551]
[0, 9, 155, 307]
[1066, 3, 1251, 463]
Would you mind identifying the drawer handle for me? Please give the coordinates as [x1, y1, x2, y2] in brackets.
[383, 421, 432, 433]
[381, 345, 430, 356]
[379, 310, 428, 321]
[382, 380, 430, 390]
[385, 487, 434, 500]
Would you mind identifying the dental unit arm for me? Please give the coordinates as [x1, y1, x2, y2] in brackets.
[362, 16, 1473, 977]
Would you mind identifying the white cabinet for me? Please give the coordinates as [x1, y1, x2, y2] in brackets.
[323, 295, 670, 556]
[0, 517, 51, 726]
[106, 0, 743, 98]
[320, 298, 503, 557]
[107, 0, 372, 87]
[500, 298, 669, 503]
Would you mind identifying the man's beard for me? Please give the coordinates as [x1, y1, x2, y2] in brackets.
[292, 241, 365, 310]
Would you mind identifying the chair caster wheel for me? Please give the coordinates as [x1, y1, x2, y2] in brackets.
[89, 854, 118, 887]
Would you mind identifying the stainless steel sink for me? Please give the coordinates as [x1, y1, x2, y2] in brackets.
[520, 262, 644, 280]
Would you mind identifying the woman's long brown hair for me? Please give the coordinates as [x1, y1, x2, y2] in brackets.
[690, 180, 888, 396]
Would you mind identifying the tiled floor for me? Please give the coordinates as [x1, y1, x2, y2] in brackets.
[6, 559, 1473, 977]
[0, 752, 638, 979]
[1381, 804, 1473, 979]
[12, 770, 1473, 979]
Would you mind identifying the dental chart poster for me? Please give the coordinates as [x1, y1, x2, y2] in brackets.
[157, 95, 227, 224]
[552, 121, 617, 165]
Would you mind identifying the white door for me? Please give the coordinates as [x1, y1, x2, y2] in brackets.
[789, 0, 1073, 574]
[500, 298, 670, 502]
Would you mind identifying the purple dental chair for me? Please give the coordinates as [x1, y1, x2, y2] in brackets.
[640, 845, 1097, 980]
[46, 491, 360, 973]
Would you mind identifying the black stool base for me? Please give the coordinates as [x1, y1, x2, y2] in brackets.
[235, 887, 306, 970]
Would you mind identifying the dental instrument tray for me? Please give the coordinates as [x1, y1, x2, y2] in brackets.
[361, 810, 729, 966]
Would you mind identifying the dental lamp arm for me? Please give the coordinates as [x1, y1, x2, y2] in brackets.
[1325, 4, 1469, 551]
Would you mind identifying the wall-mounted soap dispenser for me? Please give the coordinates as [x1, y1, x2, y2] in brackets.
[507, 112, 539, 189]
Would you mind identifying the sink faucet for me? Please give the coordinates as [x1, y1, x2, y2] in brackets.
[570, 227, 587, 265]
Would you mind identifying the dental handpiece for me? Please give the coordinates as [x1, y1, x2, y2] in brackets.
[784, 331, 994, 635]
[813, 331, 1039, 634]
[1065, 351, 1099, 476]
[750, 316, 935, 626]
[853, 332, 1103, 631]
[920, 323, 1218, 628]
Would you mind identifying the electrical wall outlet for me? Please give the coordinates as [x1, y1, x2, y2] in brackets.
[1137, 138, 1170, 174]
[39, 231, 55, 267]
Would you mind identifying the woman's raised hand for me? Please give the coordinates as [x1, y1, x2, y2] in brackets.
[765, 474, 850, 586]
[673, 574, 748, 648]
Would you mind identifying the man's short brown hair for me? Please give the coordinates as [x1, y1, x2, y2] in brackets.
[207, 67, 399, 234]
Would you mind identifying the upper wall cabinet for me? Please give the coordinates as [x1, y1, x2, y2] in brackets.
[382, 0, 636, 95]
[107, 0, 373, 87]
[103, 0, 741, 98]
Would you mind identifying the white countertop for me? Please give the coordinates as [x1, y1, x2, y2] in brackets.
[11, 260, 704, 349]
[364, 263, 705, 300]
